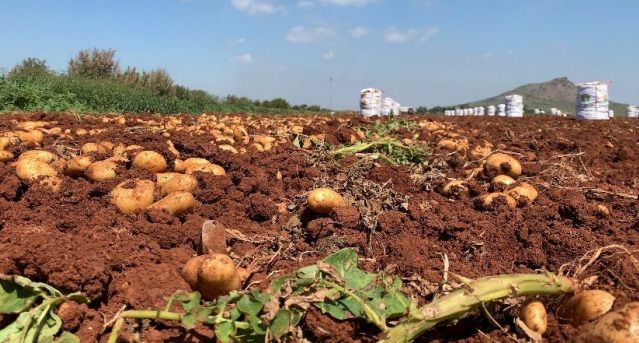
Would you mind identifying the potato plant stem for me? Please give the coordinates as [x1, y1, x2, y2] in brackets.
[379, 273, 575, 343]
[107, 310, 183, 342]
[120, 310, 183, 321]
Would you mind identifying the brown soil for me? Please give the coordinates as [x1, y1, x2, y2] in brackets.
[0, 113, 638, 342]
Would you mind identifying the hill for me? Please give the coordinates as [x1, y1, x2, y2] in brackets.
[462, 77, 628, 115]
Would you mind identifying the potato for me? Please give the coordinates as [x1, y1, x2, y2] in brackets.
[64, 156, 94, 177]
[156, 173, 198, 194]
[479, 192, 517, 209]
[0, 150, 14, 163]
[0, 136, 18, 150]
[99, 141, 114, 151]
[437, 138, 468, 152]
[233, 126, 249, 144]
[520, 300, 548, 335]
[218, 144, 238, 154]
[112, 144, 127, 157]
[214, 136, 234, 145]
[17, 121, 48, 130]
[125, 144, 144, 153]
[16, 130, 44, 145]
[182, 158, 211, 171]
[485, 153, 522, 178]
[197, 253, 242, 300]
[440, 180, 468, 196]
[307, 188, 346, 214]
[85, 160, 118, 181]
[182, 255, 207, 288]
[110, 179, 155, 214]
[45, 127, 62, 136]
[155, 173, 176, 188]
[250, 142, 264, 152]
[564, 290, 615, 326]
[253, 135, 275, 146]
[15, 158, 57, 181]
[506, 182, 539, 203]
[18, 150, 57, 164]
[595, 204, 610, 217]
[463, 167, 483, 178]
[15, 159, 61, 191]
[185, 163, 226, 176]
[167, 140, 180, 158]
[570, 302, 639, 343]
[469, 141, 493, 159]
[148, 191, 196, 215]
[81, 142, 106, 155]
[173, 159, 185, 173]
[132, 151, 167, 173]
[492, 175, 516, 187]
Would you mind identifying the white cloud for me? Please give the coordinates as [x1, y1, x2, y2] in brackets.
[384, 26, 439, 43]
[230, 0, 281, 14]
[349, 26, 369, 38]
[286, 26, 336, 44]
[319, 0, 376, 5]
[234, 37, 247, 43]
[481, 52, 494, 59]
[234, 53, 253, 64]
[322, 50, 335, 60]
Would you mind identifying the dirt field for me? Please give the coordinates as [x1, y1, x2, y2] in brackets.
[0, 113, 637, 342]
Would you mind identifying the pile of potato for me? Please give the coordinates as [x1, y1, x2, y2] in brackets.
[1, 119, 236, 216]
[437, 151, 539, 210]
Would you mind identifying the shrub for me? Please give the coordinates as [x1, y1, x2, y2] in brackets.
[139, 69, 175, 97]
[8, 58, 51, 81]
[68, 48, 120, 79]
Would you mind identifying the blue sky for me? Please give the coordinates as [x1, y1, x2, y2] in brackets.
[1, 0, 638, 109]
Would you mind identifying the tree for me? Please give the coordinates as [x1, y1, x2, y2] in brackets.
[140, 69, 175, 97]
[416, 106, 428, 115]
[8, 58, 51, 80]
[263, 98, 290, 109]
[68, 48, 120, 79]
[118, 67, 141, 86]
[223, 95, 253, 106]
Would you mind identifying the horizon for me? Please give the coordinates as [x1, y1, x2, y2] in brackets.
[1, 0, 638, 110]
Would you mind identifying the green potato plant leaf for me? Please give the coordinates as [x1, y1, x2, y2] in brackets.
[0, 274, 87, 343]
[0, 279, 41, 313]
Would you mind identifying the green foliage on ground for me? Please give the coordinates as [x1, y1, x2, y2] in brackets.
[1, 50, 329, 115]
[0, 274, 88, 342]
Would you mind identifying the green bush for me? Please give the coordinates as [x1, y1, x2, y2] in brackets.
[7, 58, 52, 82]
